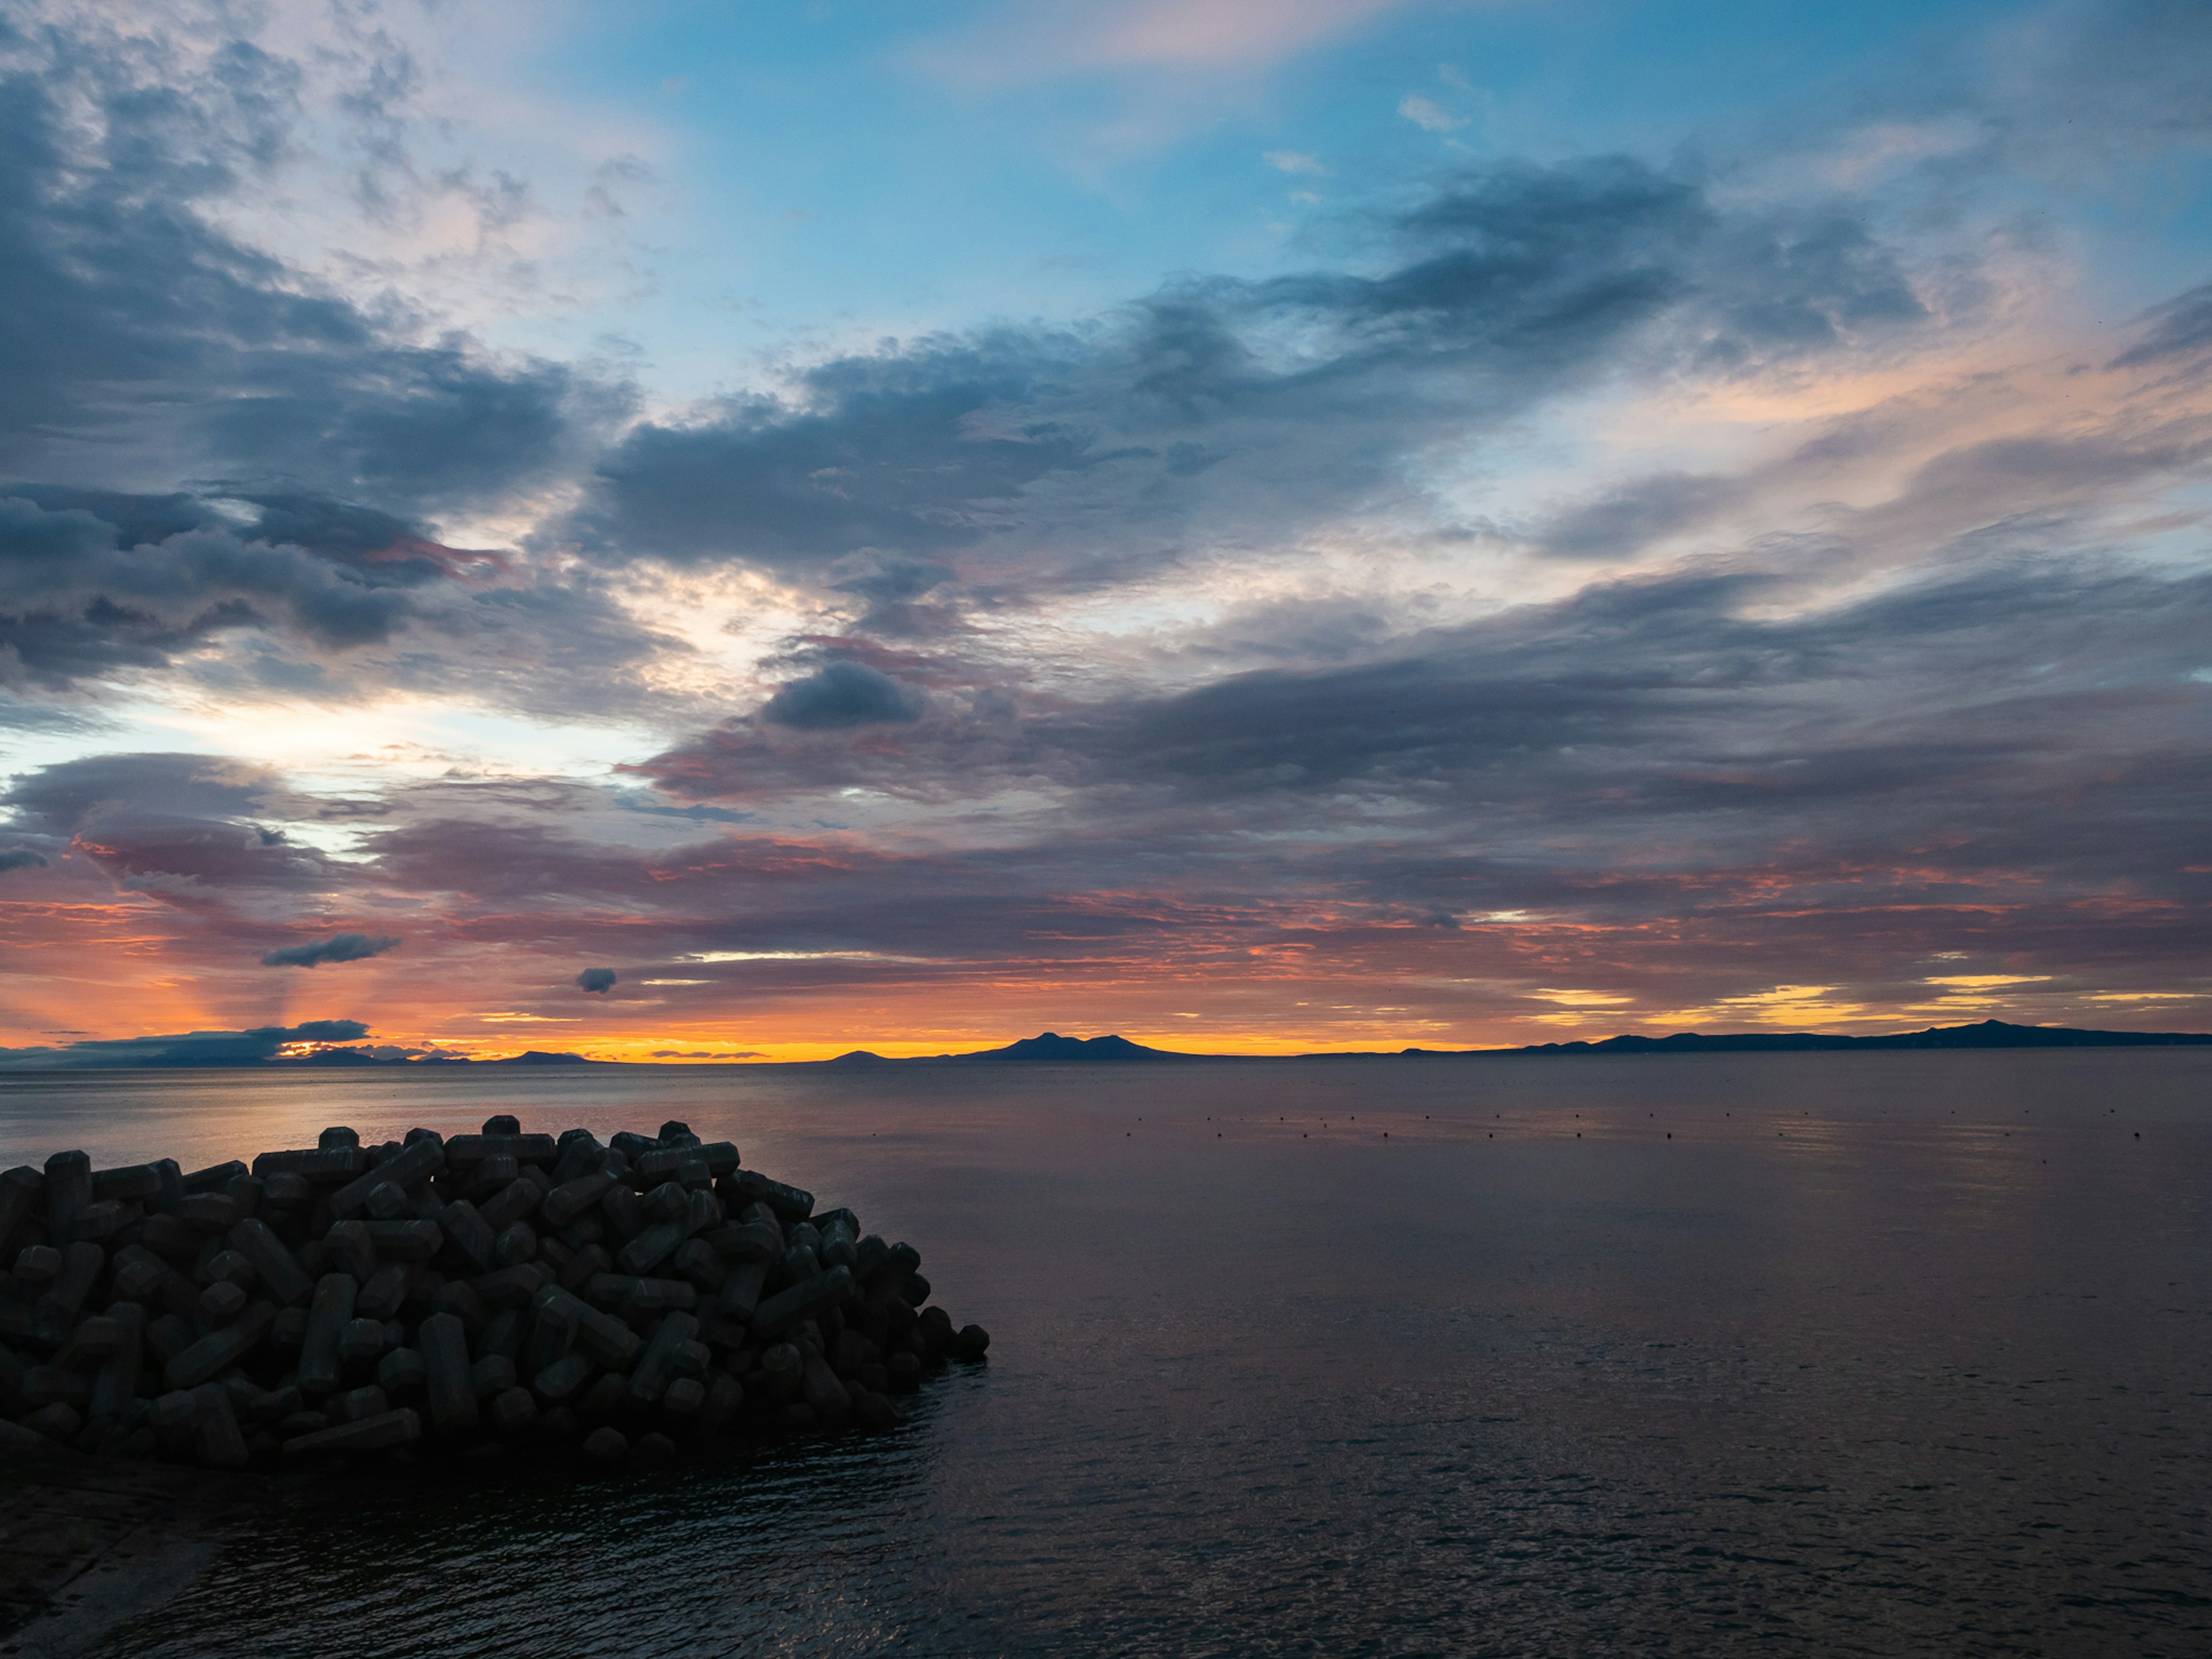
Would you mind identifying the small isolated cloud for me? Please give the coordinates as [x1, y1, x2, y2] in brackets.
[1263, 150, 1325, 175]
[760, 661, 927, 729]
[0, 849, 47, 874]
[260, 932, 401, 968]
[1399, 94, 1466, 132]
[577, 967, 618, 993]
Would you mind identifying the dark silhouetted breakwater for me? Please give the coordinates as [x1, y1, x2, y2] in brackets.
[0, 1116, 988, 1474]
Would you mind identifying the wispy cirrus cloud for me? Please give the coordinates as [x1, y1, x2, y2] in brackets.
[1398, 94, 1467, 133]
[915, 0, 1427, 85]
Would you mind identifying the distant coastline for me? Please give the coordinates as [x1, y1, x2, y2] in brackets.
[824, 1019, 2212, 1066]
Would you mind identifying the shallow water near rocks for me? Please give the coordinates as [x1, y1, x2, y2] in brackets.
[2, 1048, 2209, 1657]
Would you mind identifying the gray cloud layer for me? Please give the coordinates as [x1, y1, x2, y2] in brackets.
[260, 931, 401, 968]
[0, 1019, 370, 1070]
[559, 156, 1927, 619]
[0, 23, 605, 508]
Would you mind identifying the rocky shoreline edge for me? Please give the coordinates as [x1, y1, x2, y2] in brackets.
[0, 1116, 989, 1472]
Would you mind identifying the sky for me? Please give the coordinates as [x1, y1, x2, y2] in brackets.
[0, 0, 2207, 1063]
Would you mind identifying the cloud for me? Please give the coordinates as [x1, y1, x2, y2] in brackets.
[0, 1019, 371, 1070]
[3, 752, 342, 893]
[613, 554, 2212, 1009]
[576, 967, 618, 993]
[562, 156, 1929, 606]
[1398, 94, 1466, 132]
[761, 661, 928, 729]
[918, 0, 1416, 84]
[0, 481, 684, 714]
[2109, 280, 2212, 369]
[1535, 473, 1745, 559]
[0, 17, 688, 720]
[0, 493, 416, 690]
[260, 931, 402, 968]
[6, 752, 296, 838]
[0, 24, 615, 513]
[0, 847, 46, 873]
[1264, 150, 1326, 175]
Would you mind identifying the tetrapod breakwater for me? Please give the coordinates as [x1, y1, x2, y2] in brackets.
[0, 1116, 989, 1471]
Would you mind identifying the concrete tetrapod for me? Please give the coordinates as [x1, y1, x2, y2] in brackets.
[0, 1116, 987, 1474]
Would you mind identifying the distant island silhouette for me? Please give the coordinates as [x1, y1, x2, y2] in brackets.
[827, 1018, 2212, 1065]
[829, 1032, 1172, 1066]
[278, 1048, 591, 1069]
[1434, 1018, 2212, 1055]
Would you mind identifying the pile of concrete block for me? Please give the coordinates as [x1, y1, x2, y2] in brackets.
[0, 1119, 989, 1469]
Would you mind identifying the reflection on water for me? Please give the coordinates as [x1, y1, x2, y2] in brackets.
[3, 1050, 2207, 1656]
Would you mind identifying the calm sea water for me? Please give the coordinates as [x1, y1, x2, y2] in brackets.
[3, 1050, 2208, 1657]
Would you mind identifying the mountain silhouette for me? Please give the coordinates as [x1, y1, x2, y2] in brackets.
[827, 1031, 1181, 1066]
[1488, 1018, 2212, 1055]
[830, 1018, 2210, 1067]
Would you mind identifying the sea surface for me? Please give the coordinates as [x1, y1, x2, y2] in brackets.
[2, 1050, 2208, 1657]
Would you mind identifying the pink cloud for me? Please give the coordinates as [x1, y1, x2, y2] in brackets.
[919, 0, 1425, 86]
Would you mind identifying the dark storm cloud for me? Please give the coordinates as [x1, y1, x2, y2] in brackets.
[1071, 561, 2212, 843]
[3, 751, 342, 893]
[0, 847, 46, 873]
[0, 28, 612, 509]
[562, 157, 1927, 593]
[575, 349, 1089, 571]
[5, 752, 296, 836]
[0, 17, 678, 711]
[198, 539, 2209, 1017]
[575, 967, 617, 993]
[762, 661, 928, 729]
[622, 558, 2212, 965]
[609, 790, 752, 825]
[0, 492, 415, 689]
[260, 931, 401, 968]
[1274, 157, 1921, 370]
[214, 493, 505, 582]
[0, 1018, 372, 1070]
[0, 478, 686, 709]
